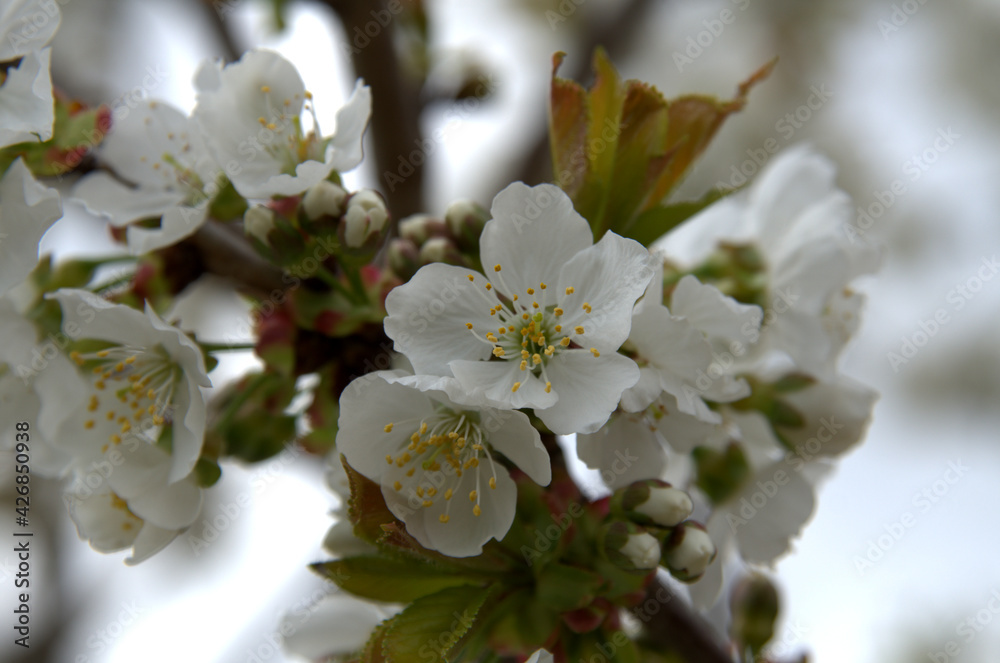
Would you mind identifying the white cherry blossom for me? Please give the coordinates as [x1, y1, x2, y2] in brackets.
[64, 441, 203, 565]
[384, 182, 655, 434]
[193, 48, 371, 199]
[653, 145, 881, 376]
[337, 371, 551, 557]
[73, 100, 220, 254]
[49, 289, 211, 483]
[0, 158, 62, 297]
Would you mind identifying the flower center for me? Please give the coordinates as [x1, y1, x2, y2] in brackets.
[69, 345, 178, 453]
[256, 85, 324, 174]
[465, 265, 601, 394]
[383, 409, 498, 523]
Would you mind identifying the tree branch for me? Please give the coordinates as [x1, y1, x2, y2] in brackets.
[197, 0, 243, 63]
[319, 0, 425, 221]
[187, 221, 286, 296]
[636, 579, 734, 663]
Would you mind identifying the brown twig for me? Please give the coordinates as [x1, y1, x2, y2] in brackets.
[197, 0, 243, 63]
[187, 221, 286, 296]
[637, 579, 734, 663]
[319, 0, 425, 221]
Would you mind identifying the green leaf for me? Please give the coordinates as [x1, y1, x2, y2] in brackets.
[344, 458, 405, 546]
[311, 555, 483, 603]
[383, 585, 495, 663]
[643, 58, 776, 208]
[621, 188, 732, 247]
[194, 457, 222, 487]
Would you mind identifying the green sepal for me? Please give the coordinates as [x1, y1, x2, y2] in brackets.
[381, 584, 496, 663]
[693, 442, 750, 505]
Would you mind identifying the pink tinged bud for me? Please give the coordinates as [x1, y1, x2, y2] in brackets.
[342, 189, 388, 248]
[620, 532, 661, 570]
[664, 521, 716, 582]
[634, 486, 693, 527]
[244, 205, 275, 243]
[303, 180, 348, 220]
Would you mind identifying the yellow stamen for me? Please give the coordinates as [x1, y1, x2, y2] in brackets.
[84, 420, 95, 430]
[511, 382, 521, 393]
[545, 381, 552, 393]
[489, 477, 497, 489]
[575, 326, 585, 335]
[473, 504, 481, 517]
[384, 423, 394, 433]
[590, 348, 600, 357]
[439, 514, 450, 523]
[494, 264, 502, 272]
[565, 287, 575, 295]
[469, 490, 477, 501]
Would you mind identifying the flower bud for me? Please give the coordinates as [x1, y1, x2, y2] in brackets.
[613, 479, 693, 528]
[398, 214, 448, 245]
[662, 521, 716, 582]
[302, 180, 348, 220]
[444, 198, 488, 250]
[244, 205, 275, 244]
[387, 238, 421, 281]
[598, 521, 661, 574]
[418, 236, 464, 267]
[341, 189, 388, 249]
[729, 573, 780, 656]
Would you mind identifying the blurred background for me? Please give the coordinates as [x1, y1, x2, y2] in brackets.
[2, 0, 999, 661]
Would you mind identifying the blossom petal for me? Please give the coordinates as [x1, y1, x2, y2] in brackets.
[382, 458, 517, 557]
[125, 524, 179, 565]
[732, 461, 816, 564]
[66, 489, 141, 554]
[576, 414, 667, 490]
[555, 231, 655, 352]
[0, 48, 54, 147]
[0, 158, 61, 296]
[670, 276, 762, 347]
[0, 1, 61, 59]
[480, 182, 593, 300]
[337, 372, 437, 479]
[281, 595, 393, 659]
[384, 263, 497, 375]
[326, 79, 372, 172]
[73, 172, 185, 227]
[448, 358, 557, 411]
[481, 407, 550, 486]
[536, 351, 639, 435]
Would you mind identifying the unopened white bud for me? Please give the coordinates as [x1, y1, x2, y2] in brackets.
[244, 205, 275, 243]
[398, 214, 446, 245]
[619, 532, 661, 570]
[343, 189, 388, 248]
[303, 180, 348, 220]
[664, 524, 716, 581]
[635, 486, 693, 527]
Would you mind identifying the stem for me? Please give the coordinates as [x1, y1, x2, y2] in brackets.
[187, 221, 287, 297]
[637, 579, 734, 663]
[200, 342, 257, 353]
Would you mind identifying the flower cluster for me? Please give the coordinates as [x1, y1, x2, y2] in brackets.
[0, 7, 881, 660]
